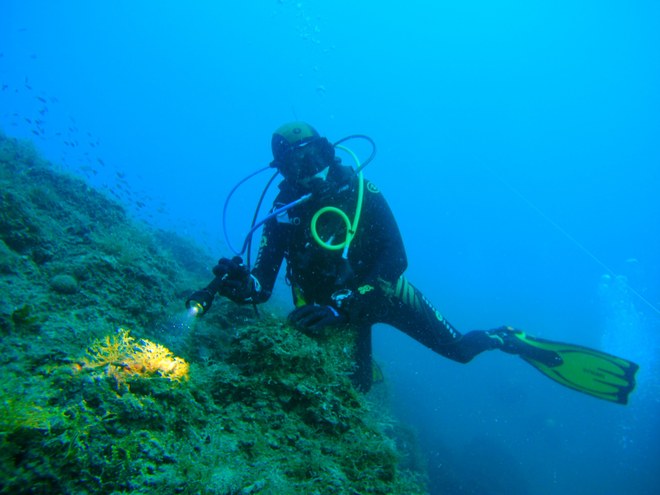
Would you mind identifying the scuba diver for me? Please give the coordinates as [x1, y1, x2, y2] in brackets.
[187, 121, 639, 404]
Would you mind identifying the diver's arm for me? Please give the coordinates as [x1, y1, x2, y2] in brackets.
[356, 180, 408, 285]
[248, 217, 287, 303]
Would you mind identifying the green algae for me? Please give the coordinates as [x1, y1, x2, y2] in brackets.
[0, 131, 428, 494]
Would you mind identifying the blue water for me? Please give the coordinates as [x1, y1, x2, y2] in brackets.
[2, 2, 659, 494]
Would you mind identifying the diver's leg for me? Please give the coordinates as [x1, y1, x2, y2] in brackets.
[351, 324, 374, 392]
[377, 277, 501, 363]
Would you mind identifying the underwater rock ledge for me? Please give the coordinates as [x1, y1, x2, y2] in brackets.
[0, 132, 428, 494]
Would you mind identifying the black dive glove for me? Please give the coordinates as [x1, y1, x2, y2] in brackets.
[213, 256, 260, 304]
[288, 304, 347, 335]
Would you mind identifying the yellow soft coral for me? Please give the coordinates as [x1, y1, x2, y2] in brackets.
[82, 328, 189, 384]
[125, 338, 190, 382]
[83, 328, 135, 368]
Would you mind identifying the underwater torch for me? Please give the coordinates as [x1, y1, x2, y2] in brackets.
[185, 275, 226, 317]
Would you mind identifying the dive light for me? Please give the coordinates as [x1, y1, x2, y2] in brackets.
[185, 275, 226, 317]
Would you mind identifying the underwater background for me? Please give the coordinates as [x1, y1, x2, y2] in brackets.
[2, 1, 659, 494]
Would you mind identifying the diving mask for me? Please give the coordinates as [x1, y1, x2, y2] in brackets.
[272, 137, 334, 183]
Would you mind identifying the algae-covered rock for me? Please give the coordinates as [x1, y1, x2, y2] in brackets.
[49, 274, 79, 294]
[0, 131, 428, 494]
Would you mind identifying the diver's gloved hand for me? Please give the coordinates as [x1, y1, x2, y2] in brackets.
[218, 276, 260, 304]
[288, 304, 347, 335]
[213, 256, 260, 304]
[213, 256, 247, 279]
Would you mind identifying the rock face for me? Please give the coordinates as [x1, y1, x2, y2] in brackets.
[0, 132, 427, 495]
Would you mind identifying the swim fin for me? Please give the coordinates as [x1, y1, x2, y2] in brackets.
[505, 330, 639, 405]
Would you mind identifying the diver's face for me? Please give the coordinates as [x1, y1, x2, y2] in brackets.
[277, 140, 330, 185]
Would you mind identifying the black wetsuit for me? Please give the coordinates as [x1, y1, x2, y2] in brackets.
[250, 163, 498, 390]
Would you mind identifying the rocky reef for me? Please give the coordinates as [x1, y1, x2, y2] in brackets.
[0, 131, 427, 494]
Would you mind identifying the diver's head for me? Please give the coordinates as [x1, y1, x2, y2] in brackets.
[270, 121, 335, 184]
